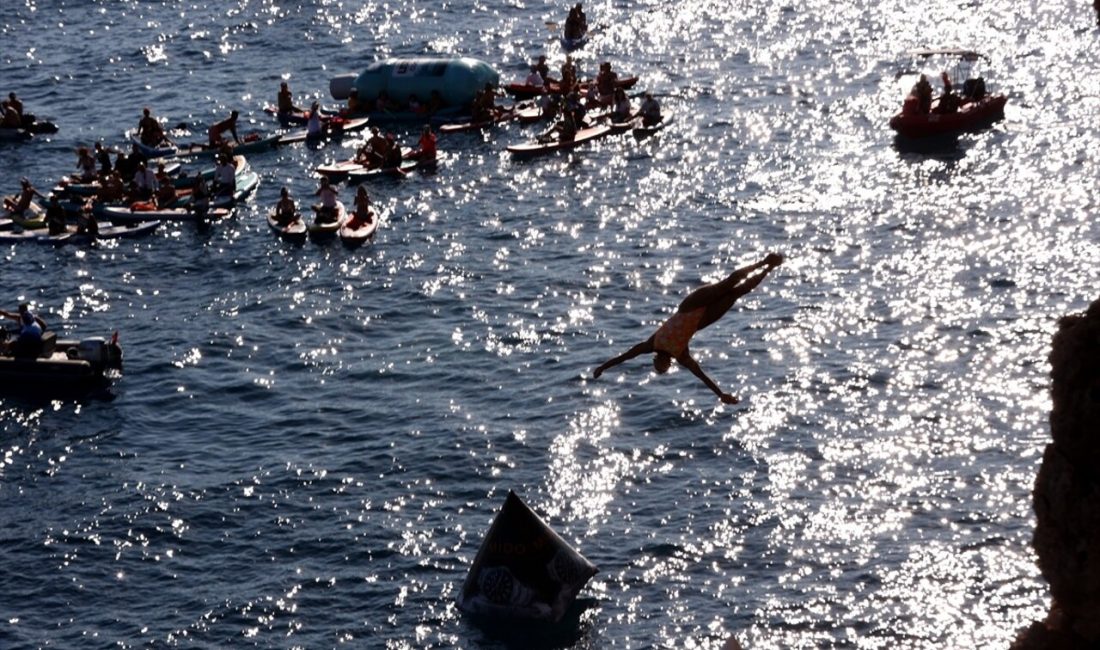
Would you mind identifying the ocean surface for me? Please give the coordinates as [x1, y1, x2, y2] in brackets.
[2, 0, 1098, 647]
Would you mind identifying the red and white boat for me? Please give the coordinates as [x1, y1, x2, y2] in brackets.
[888, 49, 1006, 140]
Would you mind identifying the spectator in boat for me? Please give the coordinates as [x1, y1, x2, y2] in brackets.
[414, 125, 437, 162]
[208, 110, 241, 148]
[1, 101, 21, 128]
[348, 186, 373, 228]
[155, 179, 178, 208]
[274, 187, 298, 226]
[910, 74, 933, 114]
[132, 159, 158, 201]
[45, 195, 67, 236]
[935, 72, 960, 114]
[76, 146, 97, 183]
[313, 176, 339, 224]
[1, 304, 47, 358]
[637, 92, 662, 127]
[593, 252, 784, 403]
[610, 87, 632, 123]
[3, 178, 46, 216]
[525, 65, 547, 89]
[7, 93, 23, 118]
[137, 107, 170, 147]
[77, 208, 99, 238]
[277, 81, 302, 116]
[212, 154, 236, 197]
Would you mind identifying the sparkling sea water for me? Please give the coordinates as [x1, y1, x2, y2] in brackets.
[2, 0, 1098, 647]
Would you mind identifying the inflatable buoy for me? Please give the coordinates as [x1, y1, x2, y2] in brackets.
[329, 57, 498, 110]
[459, 490, 597, 622]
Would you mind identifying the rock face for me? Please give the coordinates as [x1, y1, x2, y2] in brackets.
[1013, 299, 1100, 649]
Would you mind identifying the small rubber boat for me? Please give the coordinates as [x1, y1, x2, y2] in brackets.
[347, 160, 418, 183]
[267, 211, 307, 242]
[0, 331, 123, 396]
[889, 95, 1006, 139]
[507, 124, 613, 159]
[308, 201, 348, 240]
[0, 127, 32, 142]
[338, 208, 379, 247]
[889, 49, 1007, 140]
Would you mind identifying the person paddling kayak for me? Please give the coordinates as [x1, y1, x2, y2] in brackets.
[593, 252, 784, 403]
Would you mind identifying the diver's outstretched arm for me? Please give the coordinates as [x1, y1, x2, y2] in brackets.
[594, 338, 654, 378]
[677, 353, 739, 404]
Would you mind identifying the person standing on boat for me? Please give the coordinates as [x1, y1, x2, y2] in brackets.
[313, 176, 339, 224]
[592, 252, 784, 403]
[3, 178, 46, 216]
[208, 110, 241, 148]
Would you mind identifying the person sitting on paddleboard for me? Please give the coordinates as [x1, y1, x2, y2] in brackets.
[212, 154, 236, 197]
[132, 159, 158, 201]
[383, 133, 402, 169]
[360, 127, 389, 169]
[274, 187, 298, 226]
[96, 170, 125, 203]
[208, 110, 241, 148]
[3, 178, 46, 216]
[313, 176, 339, 224]
[560, 56, 577, 92]
[45, 195, 67, 236]
[636, 92, 662, 127]
[593, 252, 784, 403]
[277, 81, 302, 116]
[348, 186, 373, 229]
[564, 3, 587, 40]
[414, 125, 437, 162]
[596, 62, 618, 105]
[610, 87, 632, 123]
[191, 176, 210, 217]
[534, 55, 552, 83]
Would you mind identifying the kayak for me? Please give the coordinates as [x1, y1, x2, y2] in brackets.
[338, 208, 379, 247]
[507, 125, 613, 159]
[308, 201, 348, 240]
[278, 117, 370, 145]
[347, 160, 418, 182]
[267, 212, 307, 242]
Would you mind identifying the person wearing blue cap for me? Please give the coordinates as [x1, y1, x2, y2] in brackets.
[1, 303, 47, 358]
